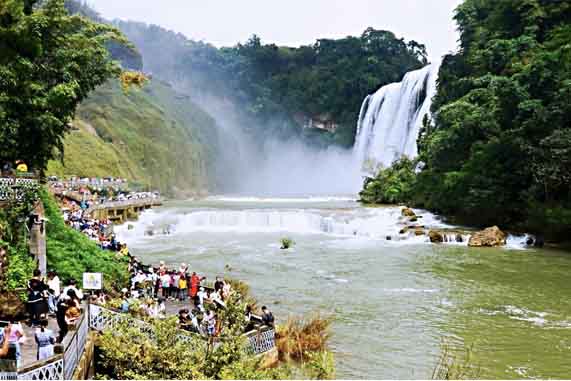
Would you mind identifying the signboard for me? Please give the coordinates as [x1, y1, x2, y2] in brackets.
[83, 272, 102, 290]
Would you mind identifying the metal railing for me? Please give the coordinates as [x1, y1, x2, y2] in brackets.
[88, 304, 276, 355]
[0, 178, 39, 202]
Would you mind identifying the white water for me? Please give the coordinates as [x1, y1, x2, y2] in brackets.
[354, 62, 441, 173]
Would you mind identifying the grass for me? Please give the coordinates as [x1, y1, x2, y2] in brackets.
[41, 188, 129, 290]
[47, 79, 219, 197]
[275, 314, 332, 362]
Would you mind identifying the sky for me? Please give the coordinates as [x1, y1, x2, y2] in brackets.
[90, 0, 462, 61]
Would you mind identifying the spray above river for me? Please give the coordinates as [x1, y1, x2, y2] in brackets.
[353, 62, 441, 175]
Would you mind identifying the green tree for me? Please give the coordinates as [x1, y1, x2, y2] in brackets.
[414, 0, 571, 239]
[0, 0, 127, 171]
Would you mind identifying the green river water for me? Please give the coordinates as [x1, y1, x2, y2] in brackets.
[115, 197, 571, 379]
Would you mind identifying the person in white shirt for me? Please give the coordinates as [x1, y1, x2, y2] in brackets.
[197, 287, 208, 311]
[60, 279, 83, 302]
[46, 270, 60, 314]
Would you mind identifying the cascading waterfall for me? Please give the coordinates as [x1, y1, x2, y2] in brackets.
[354, 62, 441, 174]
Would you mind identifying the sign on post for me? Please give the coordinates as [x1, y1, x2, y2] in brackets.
[83, 272, 102, 290]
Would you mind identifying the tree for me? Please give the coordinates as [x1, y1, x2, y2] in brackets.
[0, 0, 127, 171]
[413, 0, 571, 239]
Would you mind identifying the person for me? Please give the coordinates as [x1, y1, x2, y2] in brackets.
[34, 319, 55, 360]
[60, 279, 83, 301]
[244, 305, 256, 332]
[46, 270, 61, 315]
[214, 276, 224, 293]
[171, 271, 179, 301]
[0, 324, 12, 358]
[204, 310, 216, 336]
[160, 272, 170, 299]
[65, 297, 81, 327]
[178, 309, 192, 331]
[120, 289, 130, 313]
[7, 321, 25, 368]
[222, 281, 232, 300]
[27, 271, 49, 326]
[261, 306, 275, 328]
[56, 298, 69, 343]
[190, 272, 205, 306]
[178, 263, 188, 274]
[196, 287, 208, 311]
[178, 273, 188, 301]
[158, 260, 167, 274]
[211, 290, 226, 309]
[15, 160, 28, 173]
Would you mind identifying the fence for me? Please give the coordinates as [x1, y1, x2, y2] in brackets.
[0, 303, 276, 380]
[0, 178, 39, 202]
[88, 304, 276, 355]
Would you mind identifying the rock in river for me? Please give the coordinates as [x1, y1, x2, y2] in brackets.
[468, 226, 507, 247]
[401, 207, 416, 217]
[429, 230, 444, 243]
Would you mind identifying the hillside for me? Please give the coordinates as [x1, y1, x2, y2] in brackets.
[48, 79, 221, 196]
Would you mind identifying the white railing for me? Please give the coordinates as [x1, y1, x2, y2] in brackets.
[62, 313, 89, 380]
[0, 178, 39, 202]
[246, 328, 276, 355]
[17, 357, 64, 381]
[88, 304, 276, 355]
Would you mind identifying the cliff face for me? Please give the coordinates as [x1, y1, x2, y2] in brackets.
[47, 80, 221, 196]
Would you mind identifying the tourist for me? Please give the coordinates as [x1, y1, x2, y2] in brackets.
[56, 298, 69, 343]
[178, 273, 188, 301]
[204, 310, 217, 336]
[178, 263, 188, 274]
[197, 287, 208, 311]
[178, 309, 192, 331]
[94, 290, 107, 305]
[190, 272, 205, 306]
[34, 319, 55, 360]
[171, 271, 180, 301]
[261, 306, 275, 328]
[27, 271, 49, 326]
[222, 281, 232, 300]
[65, 300, 81, 327]
[214, 276, 224, 293]
[15, 160, 28, 173]
[120, 289, 130, 313]
[158, 260, 167, 274]
[46, 270, 61, 315]
[0, 324, 12, 358]
[7, 321, 25, 368]
[211, 290, 226, 309]
[60, 278, 83, 301]
[160, 271, 170, 299]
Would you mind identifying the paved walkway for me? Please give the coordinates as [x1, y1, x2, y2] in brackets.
[18, 299, 194, 368]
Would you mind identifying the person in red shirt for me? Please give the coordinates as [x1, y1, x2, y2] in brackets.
[189, 272, 205, 307]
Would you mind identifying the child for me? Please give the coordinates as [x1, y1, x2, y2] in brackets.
[35, 319, 55, 360]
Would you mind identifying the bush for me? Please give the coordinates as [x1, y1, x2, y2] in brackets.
[359, 157, 417, 205]
[40, 188, 129, 290]
[275, 314, 332, 362]
[280, 237, 295, 250]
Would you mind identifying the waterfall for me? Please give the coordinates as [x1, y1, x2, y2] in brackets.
[353, 62, 441, 174]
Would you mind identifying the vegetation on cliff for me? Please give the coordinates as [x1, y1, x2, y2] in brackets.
[41, 188, 129, 288]
[115, 21, 427, 147]
[0, 0, 130, 171]
[364, 0, 571, 240]
[47, 80, 220, 196]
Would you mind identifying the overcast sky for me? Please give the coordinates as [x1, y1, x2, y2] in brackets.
[90, 0, 462, 61]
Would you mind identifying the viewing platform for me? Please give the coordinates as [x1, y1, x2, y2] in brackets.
[2, 303, 276, 380]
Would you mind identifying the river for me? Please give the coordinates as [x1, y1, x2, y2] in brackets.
[115, 197, 571, 379]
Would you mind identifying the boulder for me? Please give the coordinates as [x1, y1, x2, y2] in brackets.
[468, 226, 507, 247]
[399, 228, 408, 235]
[414, 229, 425, 236]
[401, 207, 416, 217]
[429, 230, 444, 243]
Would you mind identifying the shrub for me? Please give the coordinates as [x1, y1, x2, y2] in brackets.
[275, 314, 332, 362]
[280, 237, 295, 250]
[359, 157, 417, 205]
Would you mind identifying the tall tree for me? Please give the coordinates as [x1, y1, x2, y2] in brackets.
[0, 0, 128, 171]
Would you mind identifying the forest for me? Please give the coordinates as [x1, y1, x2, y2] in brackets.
[362, 0, 571, 241]
[115, 21, 428, 147]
